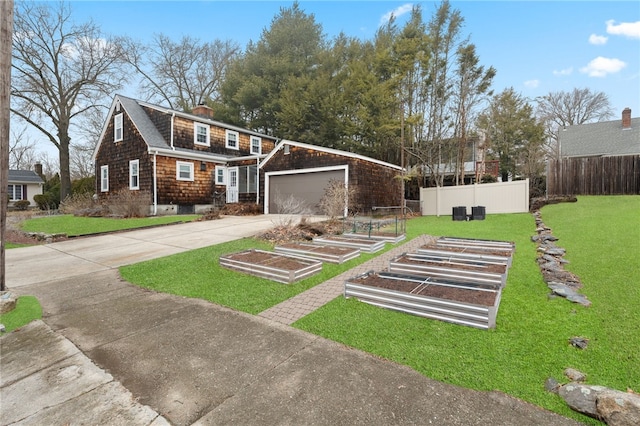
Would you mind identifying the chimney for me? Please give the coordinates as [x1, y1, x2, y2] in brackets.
[192, 104, 214, 119]
[622, 107, 631, 129]
[34, 163, 43, 178]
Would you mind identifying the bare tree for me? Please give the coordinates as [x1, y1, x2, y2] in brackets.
[11, 1, 126, 201]
[122, 34, 240, 111]
[536, 88, 614, 159]
[9, 125, 38, 169]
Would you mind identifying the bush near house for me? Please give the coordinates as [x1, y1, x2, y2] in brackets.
[13, 200, 31, 210]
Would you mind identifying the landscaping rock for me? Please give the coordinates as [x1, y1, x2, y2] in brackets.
[569, 336, 590, 349]
[564, 368, 587, 382]
[557, 383, 607, 418]
[0, 292, 17, 314]
[545, 377, 561, 393]
[597, 389, 640, 426]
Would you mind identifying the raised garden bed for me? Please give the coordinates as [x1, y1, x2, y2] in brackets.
[435, 236, 515, 254]
[345, 271, 501, 329]
[342, 232, 406, 244]
[275, 242, 360, 264]
[388, 253, 507, 288]
[313, 235, 386, 253]
[419, 245, 513, 267]
[219, 249, 322, 284]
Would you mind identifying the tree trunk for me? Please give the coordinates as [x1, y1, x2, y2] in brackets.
[58, 125, 72, 201]
[1, 0, 14, 291]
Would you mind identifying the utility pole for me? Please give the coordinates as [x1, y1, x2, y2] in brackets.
[1, 0, 14, 291]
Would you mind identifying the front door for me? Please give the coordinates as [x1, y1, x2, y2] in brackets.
[227, 167, 239, 203]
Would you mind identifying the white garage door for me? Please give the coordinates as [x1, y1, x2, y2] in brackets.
[268, 169, 346, 214]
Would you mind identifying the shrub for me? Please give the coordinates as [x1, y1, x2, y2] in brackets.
[72, 176, 95, 195]
[272, 191, 313, 227]
[13, 200, 31, 210]
[106, 190, 151, 218]
[60, 192, 102, 216]
[319, 179, 356, 220]
[33, 193, 58, 211]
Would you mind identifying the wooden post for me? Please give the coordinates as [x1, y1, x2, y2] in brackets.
[1, 0, 14, 291]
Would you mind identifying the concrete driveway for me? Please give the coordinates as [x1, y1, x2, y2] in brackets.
[1, 215, 581, 425]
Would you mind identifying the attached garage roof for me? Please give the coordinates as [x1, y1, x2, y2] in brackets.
[260, 139, 403, 171]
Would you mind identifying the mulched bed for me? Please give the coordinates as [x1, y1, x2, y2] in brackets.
[422, 244, 512, 257]
[349, 273, 497, 306]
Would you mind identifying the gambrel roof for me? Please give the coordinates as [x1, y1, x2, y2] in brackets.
[559, 115, 640, 158]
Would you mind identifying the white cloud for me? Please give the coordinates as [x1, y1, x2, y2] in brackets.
[380, 3, 413, 26]
[553, 67, 573, 76]
[606, 20, 640, 39]
[524, 79, 539, 88]
[580, 57, 627, 77]
[588, 34, 608, 45]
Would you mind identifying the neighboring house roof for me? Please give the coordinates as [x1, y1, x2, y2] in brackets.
[559, 116, 640, 158]
[93, 94, 277, 162]
[260, 139, 403, 171]
[8, 170, 44, 184]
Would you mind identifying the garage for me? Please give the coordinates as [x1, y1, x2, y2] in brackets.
[266, 167, 346, 214]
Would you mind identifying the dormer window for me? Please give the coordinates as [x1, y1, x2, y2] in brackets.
[250, 136, 262, 155]
[194, 122, 210, 146]
[226, 130, 239, 150]
[114, 113, 123, 142]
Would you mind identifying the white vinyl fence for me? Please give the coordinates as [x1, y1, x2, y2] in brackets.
[419, 179, 529, 216]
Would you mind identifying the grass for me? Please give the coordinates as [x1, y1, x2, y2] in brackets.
[294, 196, 639, 424]
[6, 242, 31, 249]
[19, 214, 201, 237]
[120, 238, 397, 314]
[119, 195, 638, 423]
[0, 296, 42, 333]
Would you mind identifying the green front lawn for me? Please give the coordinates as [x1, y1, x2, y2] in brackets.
[19, 214, 201, 237]
[119, 195, 638, 423]
[295, 196, 639, 424]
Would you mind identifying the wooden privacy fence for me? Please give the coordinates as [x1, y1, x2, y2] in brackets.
[547, 155, 640, 195]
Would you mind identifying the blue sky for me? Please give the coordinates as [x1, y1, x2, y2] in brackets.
[68, 0, 640, 119]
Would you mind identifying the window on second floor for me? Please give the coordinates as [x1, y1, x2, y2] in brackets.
[226, 130, 239, 150]
[250, 136, 262, 155]
[129, 159, 139, 190]
[101, 165, 109, 192]
[194, 122, 210, 146]
[114, 113, 123, 142]
[176, 161, 194, 181]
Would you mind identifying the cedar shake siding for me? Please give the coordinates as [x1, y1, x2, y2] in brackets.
[261, 142, 402, 213]
[155, 156, 216, 205]
[95, 108, 153, 200]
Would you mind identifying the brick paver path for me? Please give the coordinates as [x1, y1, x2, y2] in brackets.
[258, 234, 435, 325]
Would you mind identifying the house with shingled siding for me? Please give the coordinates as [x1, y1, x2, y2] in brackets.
[93, 95, 403, 215]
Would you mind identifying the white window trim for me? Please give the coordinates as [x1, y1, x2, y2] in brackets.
[215, 165, 227, 185]
[114, 113, 123, 142]
[194, 122, 210, 146]
[176, 161, 194, 182]
[100, 165, 109, 192]
[8, 184, 23, 201]
[129, 159, 140, 190]
[250, 136, 262, 155]
[225, 130, 239, 150]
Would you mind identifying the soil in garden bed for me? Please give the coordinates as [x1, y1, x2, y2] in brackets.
[395, 255, 507, 274]
[422, 244, 513, 258]
[350, 274, 498, 306]
[223, 250, 314, 270]
[277, 242, 357, 256]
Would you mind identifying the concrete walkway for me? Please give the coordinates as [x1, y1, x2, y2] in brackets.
[1, 215, 581, 425]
